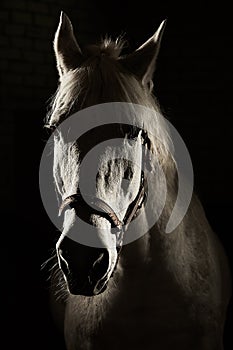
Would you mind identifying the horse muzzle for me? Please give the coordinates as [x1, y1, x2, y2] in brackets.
[57, 236, 112, 296]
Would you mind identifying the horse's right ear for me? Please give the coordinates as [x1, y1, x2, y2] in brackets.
[54, 11, 83, 78]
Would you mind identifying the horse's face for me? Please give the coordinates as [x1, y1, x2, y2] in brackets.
[50, 12, 166, 295]
[54, 130, 143, 295]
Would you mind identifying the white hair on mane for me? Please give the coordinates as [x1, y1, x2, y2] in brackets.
[47, 38, 174, 166]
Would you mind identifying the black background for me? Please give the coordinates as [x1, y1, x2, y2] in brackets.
[1, 1, 232, 349]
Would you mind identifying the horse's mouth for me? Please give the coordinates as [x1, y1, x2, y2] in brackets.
[66, 274, 109, 296]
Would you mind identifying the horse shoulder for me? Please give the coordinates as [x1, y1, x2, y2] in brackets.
[163, 193, 232, 332]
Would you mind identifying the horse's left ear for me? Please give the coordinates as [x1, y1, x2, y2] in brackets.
[121, 20, 167, 87]
[54, 11, 83, 78]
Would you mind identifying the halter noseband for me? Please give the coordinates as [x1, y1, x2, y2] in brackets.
[58, 172, 147, 245]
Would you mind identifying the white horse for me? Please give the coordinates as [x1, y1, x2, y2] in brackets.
[45, 12, 231, 350]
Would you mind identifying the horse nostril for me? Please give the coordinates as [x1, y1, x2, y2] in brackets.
[90, 250, 109, 282]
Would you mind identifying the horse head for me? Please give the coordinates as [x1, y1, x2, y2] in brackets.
[48, 12, 166, 296]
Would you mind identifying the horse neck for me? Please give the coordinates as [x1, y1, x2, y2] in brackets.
[119, 160, 180, 272]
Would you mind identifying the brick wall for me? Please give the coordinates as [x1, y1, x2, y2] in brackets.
[1, 0, 73, 112]
[0, 0, 117, 116]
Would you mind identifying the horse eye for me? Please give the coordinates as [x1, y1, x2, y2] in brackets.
[42, 124, 58, 138]
[44, 124, 57, 132]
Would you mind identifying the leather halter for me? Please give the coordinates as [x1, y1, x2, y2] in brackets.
[58, 173, 147, 246]
[53, 123, 150, 246]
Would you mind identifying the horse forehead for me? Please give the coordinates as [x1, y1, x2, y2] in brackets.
[101, 136, 142, 163]
[54, 130, 143, 186]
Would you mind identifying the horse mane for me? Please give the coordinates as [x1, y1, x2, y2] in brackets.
[84, 36, 126, 58]
[47, 38, 174, 165]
